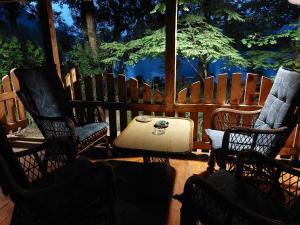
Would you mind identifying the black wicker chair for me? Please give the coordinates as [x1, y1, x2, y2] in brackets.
[0, 124, 116, 225]
[206, 67, 300, 172]
[12, 67, 109, 156]
[178, 151, 300, 225]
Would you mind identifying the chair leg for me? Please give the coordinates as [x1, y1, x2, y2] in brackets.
[105, 136, 112, 158]
[207, 149, 216, 174]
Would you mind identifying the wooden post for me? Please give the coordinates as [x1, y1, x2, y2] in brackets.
[165, 0, 178, 116]
[38, 0, 61, 79]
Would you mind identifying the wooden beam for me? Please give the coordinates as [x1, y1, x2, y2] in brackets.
[37, 0, 61, 79]
[165, 0, 178, 116]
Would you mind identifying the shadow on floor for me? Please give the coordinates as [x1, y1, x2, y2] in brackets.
[87, 146, 209, 162]
[108, 160, 176, 225]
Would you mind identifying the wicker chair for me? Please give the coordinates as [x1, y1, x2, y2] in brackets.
[206, 67, 300, 172]
[12, 67, 109, 156]
[178, 151, 300, 225]
[0, 124, 116, 225]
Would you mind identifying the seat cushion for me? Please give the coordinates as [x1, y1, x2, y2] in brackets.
[75, 122, 108, 142]
[28, 158, 114, 222]
[205, 129, 224, 149]
[206, 129, 253, 151]
[208, 171, 285, 219]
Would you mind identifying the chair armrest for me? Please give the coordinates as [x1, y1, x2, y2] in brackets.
[15, 139, 75, 175]
[70, 100, 106, 123]
[221, 126, 288, 157]
[182, 175, 286, 225]
[211, 108, 261, 130]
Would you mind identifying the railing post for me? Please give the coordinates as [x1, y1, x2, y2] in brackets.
[165, 0, 178, 116]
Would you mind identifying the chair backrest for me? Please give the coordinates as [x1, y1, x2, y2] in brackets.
[0, 124, 28, 195]
[13, 67, 74, 120]
[255, 67, 300, 130]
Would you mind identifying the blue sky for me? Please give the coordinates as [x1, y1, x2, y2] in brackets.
[52, 3, 74, 26]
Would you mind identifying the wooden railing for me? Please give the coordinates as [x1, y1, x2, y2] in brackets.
[64, 68, 300, 158]
[0, 73, 28, 133]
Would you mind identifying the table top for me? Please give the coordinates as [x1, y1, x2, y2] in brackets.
[113, 116, 194, 155]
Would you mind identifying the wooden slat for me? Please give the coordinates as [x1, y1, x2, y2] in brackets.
[118, 74, 127, 131]
[190, 81, 200, 142]
[10, 71, 26, 121]
[130, 78, 139, 118]
[143, 83, 151, 115]
[64, 73, 72, 99]
[73, 80, 84, 123]
[216, 74, 227, 105]
[202, 108, 213, 144]
[154, 90, 164, 116]
[204, 76, 214, 104]
[106, 73, 117, 140]
[69, 68, 77, 100]
[84, 76, 94, 122]
[0, 86, 7, 125]
[258, 76, 272, 106]
[95, 75, 104, 101]
[230, 73, 242, 105]
[2, 75, 16, 124]
[0, 92, 16, 102]
[244, 73, 257, 105]
[177, 88, 187, 117]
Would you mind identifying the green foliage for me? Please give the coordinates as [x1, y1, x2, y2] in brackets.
[0, 36, 44, 79]
[242, 28, 300, 72]
[98, 14, 248, 73]
[245, 50, 300, 72]
[242, 29, 299, 48]
[177, 15, 248, 68]
[68, 41, 104, 77]
[215, 8, 245, 22]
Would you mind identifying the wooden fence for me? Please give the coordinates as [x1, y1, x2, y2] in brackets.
[0, 73, 28, 133]
[64, 68, 299, 157]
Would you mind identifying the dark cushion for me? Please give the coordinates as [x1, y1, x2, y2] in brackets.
[75, 122, 108, 142]
[29, 158, 113, 222]
[206, 171, 285, 221]
[14, 67, 74, 120]
[254, 67, 300, 129]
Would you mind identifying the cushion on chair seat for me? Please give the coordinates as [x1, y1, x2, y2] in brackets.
[207, 171, 285, 220]
[28, 158, 113, 222]
[206, 129, 253, 151]
[75, 122, 108, 142]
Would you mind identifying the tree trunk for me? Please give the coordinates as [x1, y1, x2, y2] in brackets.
[81, 0, 97, 58]
[4, 2, 19, 37]
[198, 56, 208, 81]
[113, 2, 121, 41]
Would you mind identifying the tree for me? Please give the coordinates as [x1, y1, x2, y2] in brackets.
[98, 0, 248, 79]
[0, 35, 44, 78]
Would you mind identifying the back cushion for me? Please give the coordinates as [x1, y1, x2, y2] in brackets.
[14, 67, 74, 120]
[255, 67, 300, 129]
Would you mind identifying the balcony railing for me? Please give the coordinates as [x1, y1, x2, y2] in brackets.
[64, 68, 300, 159]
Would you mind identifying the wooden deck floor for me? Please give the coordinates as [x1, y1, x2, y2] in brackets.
[0, 137, 210, 225]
